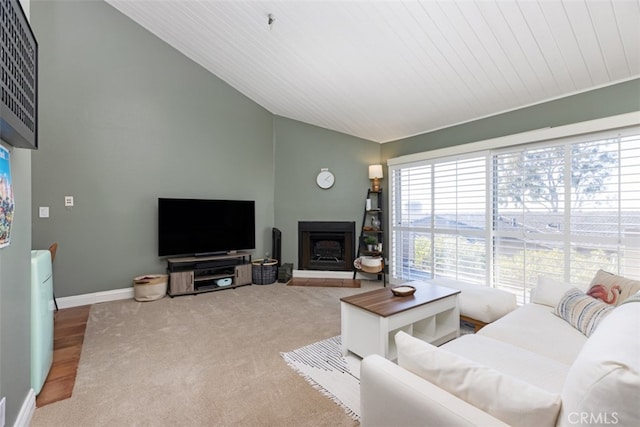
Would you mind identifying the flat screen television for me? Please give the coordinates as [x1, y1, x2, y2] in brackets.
[158, 198, 255, 257]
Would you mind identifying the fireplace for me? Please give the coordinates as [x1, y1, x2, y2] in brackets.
[298, 221, 355, 271]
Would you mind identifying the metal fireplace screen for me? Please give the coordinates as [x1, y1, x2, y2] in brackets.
[1, 0, 38, 149]
[313, 239, 343, 261]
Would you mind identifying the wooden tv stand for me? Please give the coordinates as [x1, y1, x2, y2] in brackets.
[166, 252, 252, 297]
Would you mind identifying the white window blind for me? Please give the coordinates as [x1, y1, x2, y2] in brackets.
[493, 144, 568, 301]
[390, 154, 488, 285]
[390, 125, 640, 303]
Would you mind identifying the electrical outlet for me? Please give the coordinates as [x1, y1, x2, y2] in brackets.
[1, 396, 6, 427]
[64, 196, 74, 207]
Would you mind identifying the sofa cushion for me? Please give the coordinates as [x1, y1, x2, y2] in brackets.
[421, 277, 517, 323]
[586, 269, 640, 305]
[558, 300, 640, 427]
[396, 331, 562, 427]
[554, 288, 615, 337]
[532, 275, 577, 307]
[442, 334, 569, 393]
[478, 303, 587, 365]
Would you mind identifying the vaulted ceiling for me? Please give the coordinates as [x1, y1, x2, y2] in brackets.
[106, 0, 640, 143]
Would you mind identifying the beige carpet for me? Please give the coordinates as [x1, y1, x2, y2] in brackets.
[31, 280, 383, 426]
[288, 278, 361, 288]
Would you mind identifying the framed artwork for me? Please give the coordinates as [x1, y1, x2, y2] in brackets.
[0, 145, 14, 248]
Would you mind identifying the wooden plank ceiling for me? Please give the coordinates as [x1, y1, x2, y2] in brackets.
[106, 0, 640, 143]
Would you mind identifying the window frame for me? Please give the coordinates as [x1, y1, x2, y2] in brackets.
[387, 112, 640, 301]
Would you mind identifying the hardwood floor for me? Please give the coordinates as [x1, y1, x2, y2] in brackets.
[35, 305, 90, 408]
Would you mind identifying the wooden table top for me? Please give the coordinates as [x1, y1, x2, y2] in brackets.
[340, 282, 460, 317]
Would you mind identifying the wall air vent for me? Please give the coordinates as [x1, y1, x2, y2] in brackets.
[0, 0, 37, 149]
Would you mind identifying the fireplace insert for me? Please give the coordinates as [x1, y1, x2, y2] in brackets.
[298, 221, 355, 271]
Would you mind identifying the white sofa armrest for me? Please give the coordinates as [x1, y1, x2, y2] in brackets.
[360, 354, 510, 427]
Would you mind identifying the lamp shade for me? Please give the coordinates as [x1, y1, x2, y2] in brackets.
[368, 164, 383, 179]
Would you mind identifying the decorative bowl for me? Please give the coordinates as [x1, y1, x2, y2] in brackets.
[391, 285, 416, 297]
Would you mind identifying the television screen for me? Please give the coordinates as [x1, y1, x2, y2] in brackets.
[158, 198, 255, 257]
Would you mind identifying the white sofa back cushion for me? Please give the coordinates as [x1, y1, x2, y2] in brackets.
[558, 300, 640, 427]
[532, 276, 577, 307]
[396, 331, 562, 427]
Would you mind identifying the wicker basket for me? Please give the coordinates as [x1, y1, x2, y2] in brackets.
[133, 274, 168, 301]
[252, 259, 278, 285]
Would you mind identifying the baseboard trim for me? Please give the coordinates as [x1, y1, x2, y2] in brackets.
[14, 388, 35, 427]
[293, 270, 352, 279]
[56, 287, 134, 309]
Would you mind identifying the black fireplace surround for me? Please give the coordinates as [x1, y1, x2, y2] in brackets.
[298, 221, 355, 271]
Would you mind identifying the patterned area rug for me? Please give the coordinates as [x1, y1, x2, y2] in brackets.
[281, 323, 475, 421]
[281, 336, 361, 420]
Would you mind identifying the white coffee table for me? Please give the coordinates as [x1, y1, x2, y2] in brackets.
[340, 282, 460, 360]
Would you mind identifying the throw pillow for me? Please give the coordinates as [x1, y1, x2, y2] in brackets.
[620, 290, 640, 305]
[586, 269, 640, 306]
[559, 300, 640, 426]
[531, 275, 575, 307]
[395, 331, 562, 427]
[554, 288, 614, 336]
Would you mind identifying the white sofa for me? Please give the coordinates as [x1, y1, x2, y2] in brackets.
[360, 271, 640, 427]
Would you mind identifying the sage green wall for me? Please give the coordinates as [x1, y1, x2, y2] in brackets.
[30, 0, 274, 297]
[273, 117, 380, 267]
[0, 146, 32, 427]
[381, 78, 640, 161]
[0, 2, 32, 426]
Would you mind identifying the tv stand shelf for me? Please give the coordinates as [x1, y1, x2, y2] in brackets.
[166, 252, 252, 297]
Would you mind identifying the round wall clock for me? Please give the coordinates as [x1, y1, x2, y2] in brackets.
[316, 169, 335, 189]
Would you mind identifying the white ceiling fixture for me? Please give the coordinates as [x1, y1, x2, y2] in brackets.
[106, 0, 640, 143]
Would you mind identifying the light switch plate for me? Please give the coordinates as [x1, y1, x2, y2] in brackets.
[64, 196, 74, 207]
[39, 207, 49, 218]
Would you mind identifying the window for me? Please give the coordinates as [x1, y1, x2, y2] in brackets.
[389, 123, 640, 303]
[391, 154, 488, 284]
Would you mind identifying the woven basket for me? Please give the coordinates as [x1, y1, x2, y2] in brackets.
[132, 274, 168, 301]
[252, 259, 278, 285]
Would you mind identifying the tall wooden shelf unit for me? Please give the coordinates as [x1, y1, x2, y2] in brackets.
[354, 189, 386, 286]
[166, 252, 252, 297]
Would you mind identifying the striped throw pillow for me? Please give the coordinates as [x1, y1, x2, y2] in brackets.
[554, 288, 615, 337]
